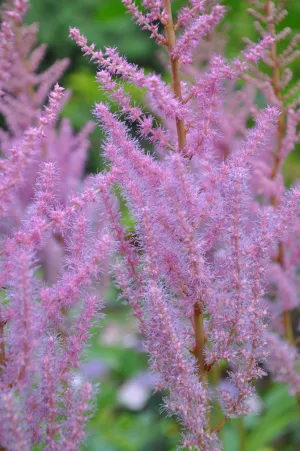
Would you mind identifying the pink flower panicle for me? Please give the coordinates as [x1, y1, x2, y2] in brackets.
[0, 1, 110, 449]
[69, 1, 299, 447]
[0, 84, 65, 216]
[243, 0, 300, 399]
[0, 389, 30, 451]
[176, 1, 205, 29]
[0, 0, 29, 95]
[0, 0, 93, 285]
[265, 332, 300, 396]
[122, 0, 166, 45]
[40, 83, 65, 126]
[1, 0, 300, 450]
[172, 5, 226, 65]
[1, 161, 114, 448]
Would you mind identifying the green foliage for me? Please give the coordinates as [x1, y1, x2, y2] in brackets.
[221, 384, 300, 451]
[245, 385, 300, 451]
[86, 410, 178, 451]
[26, 0, 154, 62]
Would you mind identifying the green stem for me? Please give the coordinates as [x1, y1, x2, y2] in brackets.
[238, 417, 246, 451]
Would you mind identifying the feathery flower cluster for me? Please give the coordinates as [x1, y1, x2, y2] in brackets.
[70, 0, 299, 449]
[0, 0, 94, 281]
[0, 0, 299, 450]
[0, 0, 28, 96]
[242, 0, 300, 401]
[178, 0, 300, 409]
[172, 5, 225, 64]
[0, 1, 112, 448]
[0, 160, 115, 448]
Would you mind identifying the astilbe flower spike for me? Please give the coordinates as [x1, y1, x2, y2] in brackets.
[0, 1, 113, 449]
[243, 0, 300, 403]
[172, 5, 226, 65]
[70, 0, 300, 448]
[0, 0, 94, 284]
[157, 0, 300, 409]
[0, 162, 115, 449]
[0, 0, 300, 449]
[0, 0, 28, 96]
[0, 83, 65, 216]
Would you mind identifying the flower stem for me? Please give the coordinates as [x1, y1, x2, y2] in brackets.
[194, 302, 211, 430]
[238, 417, 246, 451]
[283, 311, 294, 344]
[163, 0, 186, 150]
[0, 318, 5, 375]
[212, 417, 228, 433]
[194, 303, 206, 378]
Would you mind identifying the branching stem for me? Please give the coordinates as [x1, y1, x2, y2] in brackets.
[211, 417, 228, 433]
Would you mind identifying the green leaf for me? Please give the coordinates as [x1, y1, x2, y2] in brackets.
[245, 385, 300, 451]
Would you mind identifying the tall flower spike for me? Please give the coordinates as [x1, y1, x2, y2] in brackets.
[244, 0, 300, 402]
[71, 0, 300, 447]
[0, 85, 65, 216]
[143, 283, 215, 449]
[2, 247, 40, 390]
[1, 164, 113, 449]
[0, 389, 30, 451]
[0, 0, 94, 292]
[0, 0, 299, 449]
[0, 2, 111, 447]
[0, 0, 29, 95]
[61, 381, 93, 451]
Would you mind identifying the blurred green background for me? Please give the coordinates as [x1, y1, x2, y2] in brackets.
[24, 1, 300, 450]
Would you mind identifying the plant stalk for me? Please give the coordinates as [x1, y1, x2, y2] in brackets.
[163, 0, 186, 150]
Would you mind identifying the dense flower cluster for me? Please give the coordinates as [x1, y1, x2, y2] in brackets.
[244, 0, 300, 399]
[0, 0, 299, 450]
[0, 1, 111, 448]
